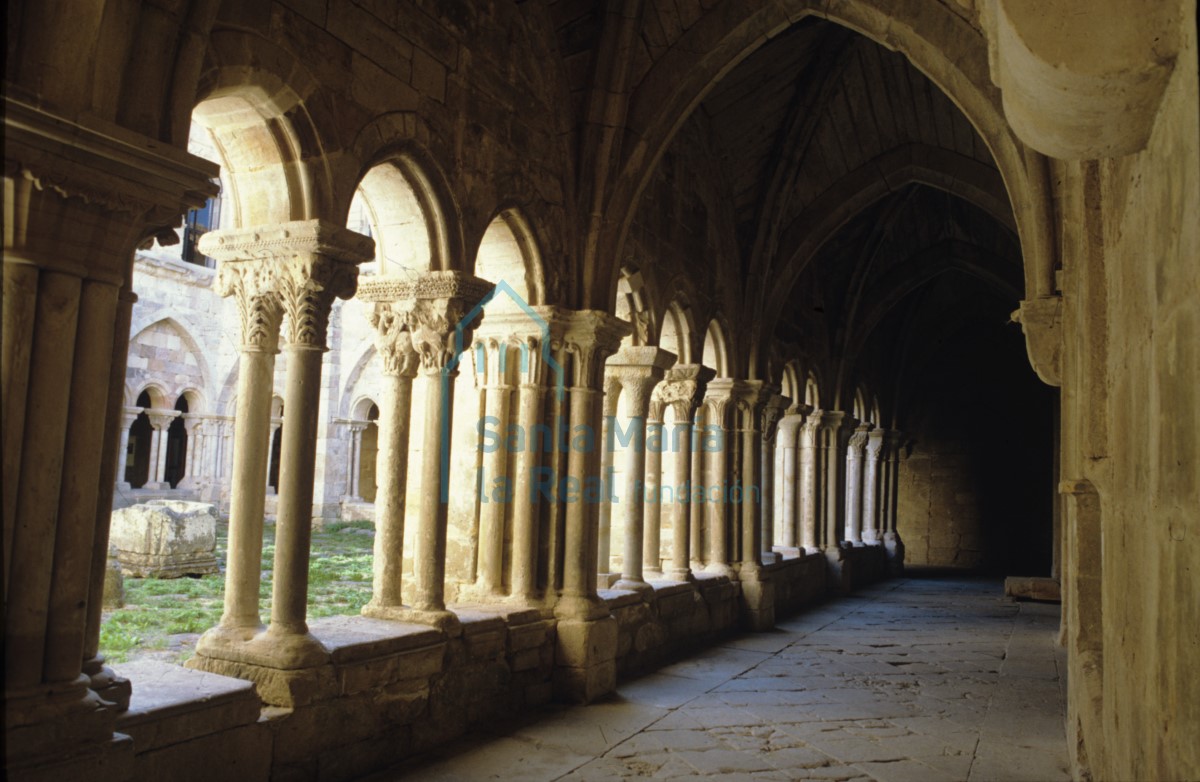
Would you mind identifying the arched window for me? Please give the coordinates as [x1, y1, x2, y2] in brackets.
[126, 391, 153, 489]
[163, 395, 189, 488]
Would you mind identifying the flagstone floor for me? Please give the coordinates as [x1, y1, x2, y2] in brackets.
[370, 577, 1069, 782]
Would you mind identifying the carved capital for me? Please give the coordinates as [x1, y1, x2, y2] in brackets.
[1012, 296, 1063, 387]
[866, 428, 885, 460]
[145, 409, 180, 430]
[606, 346, 674, 418]
[654, 364, 716, 421]
[761, 394, 790, 442]
[359, 271, 493, 372]
[367, 305, 419, 378]
[209, 221, 370, 351]
[562, 311, 632, 389]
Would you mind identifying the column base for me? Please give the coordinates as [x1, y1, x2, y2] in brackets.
[552, 616, 617, 704]
[198, 625, 329, 668]
[704, 562, 737, 579]
[554, 593, 611, 622]
[735, 565, 776, 631]
[862, 529, 880, 544]
[82, 655, 131, 711]
[3, 676, 114, 763]
[611, 578, 655, 598]
[665, 567, 694, 584]
[361, 602, 463, 636]
[824, 544, 854, 594]
[883, 531, 905, 574]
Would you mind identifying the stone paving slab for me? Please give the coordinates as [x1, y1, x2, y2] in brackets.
[367, 577, 1070, 781]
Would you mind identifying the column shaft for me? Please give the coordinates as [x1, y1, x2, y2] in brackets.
[220, 349, 276, 631]
[369, 372, 415, 609]
[269, 347, 324, 637]
[669, 415, 692, 581]
[5, 270, 81, 688]
[479, 361, 513, 594]
[799, 417, 819, 550]
[510, 383, 544, 600]
[618, 414, 648, 586]
[562, 385, 599, 600]
[596, 384, 618, 576]
[642, 415, 664, 576]
[691, 412, 706, 566]
[411, 369, 455, 612]
[44, 279, 119, 683]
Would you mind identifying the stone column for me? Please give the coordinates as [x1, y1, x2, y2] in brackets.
[798, 412, 820, 551]
[862, 429, 885, 544]
[816, 411, 850, 548]
[177, 415, 202, 489]
[642, 400, 666, 578]
[83, 287, 137, 713]
[596, 374, 621, 582]
[881, 430, 905, 573]
[607, 347, 674, 594]
[476, 336, 517, 596]
[5, 94, 217, 765]
[267, 226, 368, 665]
[734, 382, 775, 630]
[360, 299, 418, 618]
[145, 409, 179, 489]
[759, 394, 788, 561]
[774, 414, 803, 550]
[651, 365, 713, 582]
[115, 407, 141, 489]
[345, 422, 367, 500]
[702, 381, 736, 577]
[844, 423, 871, 545]
[690, 406, 707, 569]
[359, 272, 491, 631]
[193, 221, 370, 676]
[553, 312, 630, 703]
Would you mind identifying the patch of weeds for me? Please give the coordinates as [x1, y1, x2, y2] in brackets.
[102, 516, 376, 665]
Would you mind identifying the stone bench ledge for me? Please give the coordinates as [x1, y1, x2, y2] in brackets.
[113, 660, 261, 754]
[308, 615, 444, 665]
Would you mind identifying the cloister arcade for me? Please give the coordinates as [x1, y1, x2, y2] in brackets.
[4, 2, 1196, 781]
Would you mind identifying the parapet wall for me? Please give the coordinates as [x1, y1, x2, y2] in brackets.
[115, 549, 890, 781]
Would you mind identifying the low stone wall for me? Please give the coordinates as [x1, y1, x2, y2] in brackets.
[114, 551, 891, 781]
[604, 574, 740, 678]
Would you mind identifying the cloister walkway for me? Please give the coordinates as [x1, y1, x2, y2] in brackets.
[376, 577, 1070, 782]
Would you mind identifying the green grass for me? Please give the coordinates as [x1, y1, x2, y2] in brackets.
[100, 518, 376, 665]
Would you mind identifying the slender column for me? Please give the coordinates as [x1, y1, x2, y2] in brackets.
[733, 382, 768, 568]
[642, 400, 666, 578]
[844, 424, 871, 544]
[509, 333, 551, 602]
[194, 222, 369, 673]
[268, 234, 368, 663]
[652, 365, 714, 583]
[816, 411, 849, 548]
[555, 312, 630, 622]
[775, 415, 802, 548]
[798, 413, 820, 551]
[882, 430, 905, 572]
[360, 305, 417, 616]
[359, 272, 491, 630]
[178, 415, 201, 488]
[760, 395, 788, 556]
[347, 422, 367, 500]
[146, 410, 178, 488]
[690, 406, 707, 567]
[862, 429, 885, 543]
[607, 348, 673, 593]
[478, 338, 516, 595]
[703, 383, 735, 577]
[596, 375, 620, 579]
[115, 407, 140, 488]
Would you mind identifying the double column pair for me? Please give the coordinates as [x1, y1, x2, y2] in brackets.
[192, 221, 372, 673]
[599, 347, 675, 594]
